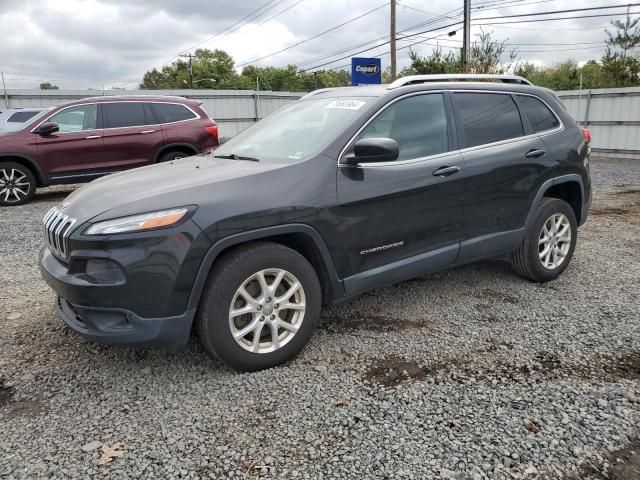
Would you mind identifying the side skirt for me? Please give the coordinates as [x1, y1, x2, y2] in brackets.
[342, 244, 459, 297]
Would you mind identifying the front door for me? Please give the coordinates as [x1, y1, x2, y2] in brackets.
[335, 93, 466, 294]
[35, 103, 106, 179]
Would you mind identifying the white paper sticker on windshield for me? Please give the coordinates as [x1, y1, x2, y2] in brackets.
[325, 100, 366, 110]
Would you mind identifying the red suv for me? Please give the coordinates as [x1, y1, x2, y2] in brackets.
[0, 96, 219, 206]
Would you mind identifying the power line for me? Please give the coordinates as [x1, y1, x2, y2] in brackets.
[474, 3, 640, 22]
[476, 11, 640, 26]
[177, 0, 285, 56]
[236, 2, 390, 67]
[258, 0, 306, 25]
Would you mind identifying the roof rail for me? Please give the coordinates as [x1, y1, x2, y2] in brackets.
[387, 74, 533, 89]
[300, 87, 340, 99]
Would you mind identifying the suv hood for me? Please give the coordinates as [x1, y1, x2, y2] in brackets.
[61, 155, 288, 224]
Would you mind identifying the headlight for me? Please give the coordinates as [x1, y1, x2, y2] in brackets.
[85, 208, 189, 235]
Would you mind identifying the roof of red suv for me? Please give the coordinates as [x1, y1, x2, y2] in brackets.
[64, 96, 201, 107]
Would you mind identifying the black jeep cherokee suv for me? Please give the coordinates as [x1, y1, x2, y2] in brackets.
[40, 74, 591, 371]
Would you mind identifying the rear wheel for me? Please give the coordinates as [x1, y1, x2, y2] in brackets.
[196, 242, 321, 371]
[158, 150, 192, 163]
[0, 162, 37, 206]
[510, 197, 577, 282]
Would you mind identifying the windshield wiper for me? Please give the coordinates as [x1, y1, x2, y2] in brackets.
[213, 153, 260, 162]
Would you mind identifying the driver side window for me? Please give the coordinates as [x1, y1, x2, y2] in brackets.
[48, 104, 98, 133]
[358, 94, 448, 161]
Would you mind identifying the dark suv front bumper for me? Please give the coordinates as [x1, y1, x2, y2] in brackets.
[39, 218, 211, 351]
[54, 296, 195, 352]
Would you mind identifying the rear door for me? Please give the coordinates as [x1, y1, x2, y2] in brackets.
[35, 103, 107, 177]
[452, 91, 551, 262]
[101, 102, 164, 168]
[336, 92, 466, 292]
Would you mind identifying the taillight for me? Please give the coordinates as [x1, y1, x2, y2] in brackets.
[582, 127, 591, 143]
[204, 125, 218, 142]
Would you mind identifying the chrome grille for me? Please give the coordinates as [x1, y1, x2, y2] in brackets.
[43, 207, 77, 259]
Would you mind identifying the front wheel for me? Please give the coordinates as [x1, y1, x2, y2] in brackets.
[510, 197, 577, 282]
[0, 162, 37, 206]
[196, 242, 321, 371]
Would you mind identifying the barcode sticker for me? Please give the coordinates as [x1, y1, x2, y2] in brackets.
[325, 100, 366, 110]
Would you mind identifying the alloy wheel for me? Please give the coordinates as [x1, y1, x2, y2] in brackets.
[228, 269, 306, 354]
[538, 213, 572, 270]
[0, 168, 31, 203]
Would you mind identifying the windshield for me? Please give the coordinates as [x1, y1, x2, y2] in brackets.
[214, 97, 371, 161]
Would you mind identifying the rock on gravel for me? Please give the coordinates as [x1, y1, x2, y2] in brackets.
[1, 160, 639, 479]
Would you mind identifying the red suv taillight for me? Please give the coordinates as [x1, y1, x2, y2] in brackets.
[204, 125, 218, 143]
[582, 127, 591, 143]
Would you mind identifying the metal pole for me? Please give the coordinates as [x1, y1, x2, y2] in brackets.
[1, 72, 9, 109]
[462, 0, 471, 71]
[578, 71, 583, 126]
[180, 54, 194, 89]
[390, 0, 397, 80]
[255, 76, 260, 122]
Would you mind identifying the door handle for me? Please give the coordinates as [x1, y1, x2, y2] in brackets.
[525, 149, 546, 159]
[85, 135, 101, 139]
[432, 165, 460, 177]
[140, 130, 156, 134]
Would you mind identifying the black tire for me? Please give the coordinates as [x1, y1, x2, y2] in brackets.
[0, 161, 37, 206]
[196, 242, 322, 371]
[158, 150, 191, 163]
[510, 197, 577, 282]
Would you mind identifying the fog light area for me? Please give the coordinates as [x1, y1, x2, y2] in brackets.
[85, 259, 126, 284]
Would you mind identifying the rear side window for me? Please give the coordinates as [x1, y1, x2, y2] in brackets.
[359, 94, 448, 160]
[103, 102, 155, 128]
[7, 111, 39, 123]
[517, 95, 560, 133]
[453, 93, 524, 148]
[153, 103, 197, 123]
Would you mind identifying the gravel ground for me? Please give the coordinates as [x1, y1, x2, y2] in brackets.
[1, 157, 639, 480]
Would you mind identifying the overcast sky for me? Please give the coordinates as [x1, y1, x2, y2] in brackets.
[0, 0, 634, 90]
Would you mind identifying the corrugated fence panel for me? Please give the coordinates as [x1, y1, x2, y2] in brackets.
[3, 89, 304, 139]
[556, 87, 640, 157]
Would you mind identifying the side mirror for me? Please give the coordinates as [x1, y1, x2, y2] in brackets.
[35, 122, 59, 136]
[344, 137, 399, 165]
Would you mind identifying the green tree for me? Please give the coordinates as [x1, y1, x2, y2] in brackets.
[602, 11, 640, 86]
[405, 30, 517, 75]
[39, 82, 59, 90]
[140, 49, 238, 89]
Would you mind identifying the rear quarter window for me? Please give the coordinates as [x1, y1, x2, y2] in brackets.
[7, 111, 39, 123]
[453, 93, 524, 148]
[152, 103, 198, 123]
[516, 95, 560, 133]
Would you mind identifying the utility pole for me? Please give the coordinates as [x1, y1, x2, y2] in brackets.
[1, 72, 9, 109]
[390, 0, 397, 81]
[180, 53, 194, 89]
[462, 0, 471, 71]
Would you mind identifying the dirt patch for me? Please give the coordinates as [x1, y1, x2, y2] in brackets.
[591, 189, 640, 217]
[472, 288, 520, 305]
[5, 399, 49, 418]
[363, 352, 640, 387]
[0, 378, 15, 407]
[320, 314, 430, 333]
[363, 355, 441, 387]
[590, 207, 633, 216]
[560, 439, 640, 480]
